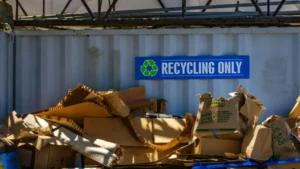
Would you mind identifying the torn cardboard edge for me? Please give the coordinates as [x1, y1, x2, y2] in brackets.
[193, 85, 264, 140]
[37, 115, 85, 135]
[31, 98, 112, 125]
[289, 95, 300, 118]
[56, 83, 102, 107]
[193, 92, 242, 139]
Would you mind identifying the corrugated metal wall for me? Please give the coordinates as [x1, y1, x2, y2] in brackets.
[0, 31, 13, 120]
[14, 28, 300, 122]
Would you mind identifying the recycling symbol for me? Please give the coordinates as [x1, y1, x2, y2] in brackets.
[140, 59, 158, 77]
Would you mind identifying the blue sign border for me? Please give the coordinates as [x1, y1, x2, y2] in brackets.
[135, 56, 250, 80]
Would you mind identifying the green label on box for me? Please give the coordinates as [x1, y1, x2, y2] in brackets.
[201, 111, 232, 124]
[208, 99, 225, 108]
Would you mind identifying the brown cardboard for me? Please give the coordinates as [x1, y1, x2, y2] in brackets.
[119, 86, 152, 110]
[152, 118, 187, 143]
[289, 96, 300, 118]
[84, 118, 153, 146]
[37, 115, 85, 135]
[241, 125, 272, 161]
[56, 84, 102, 107]
[194, 138, 242, 156]
[102, 91, 130, 117]
[193, 93, 243, 140]
[35, 101, 111, 125]
[267, 163, 300, 169]
[23, 114, 52, 135]
[2, 111, 33, 138]
[120, 146, 177, 165]
[34, 145, 76, 169]
[268, 119, 300, 160]
[53, 126, 119, 167]
[34, 135, 66, 150]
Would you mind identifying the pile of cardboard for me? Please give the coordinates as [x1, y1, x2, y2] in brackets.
[1, 84, 300, 169]
[0, 84, 193, 169]
[189, 85, 300, 169]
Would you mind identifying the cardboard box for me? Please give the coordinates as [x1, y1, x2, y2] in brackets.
[119, 86, 152, 110]
[84, 118, 153, 146]
[193, 93, 243, 140]
[34, 145, 76, 169]
[289, 96, 300, 118]
[152, 118, 187, 143]
[194, 138, 242, 156]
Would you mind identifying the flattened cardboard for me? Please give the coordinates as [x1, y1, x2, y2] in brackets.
[119, 146, 177, 165]
[152, 118, 187, 143]
[53, 126, 118, 167]
[289, 96, 300, 118]
[84, 118, 153, 146]
[194, 138, 242, 156]
[35, 101, 111, 125]
[34, 135, 66, 150]
[34, 145, 76, 169]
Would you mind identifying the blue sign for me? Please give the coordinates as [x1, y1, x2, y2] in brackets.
[135, 56, 250, 80]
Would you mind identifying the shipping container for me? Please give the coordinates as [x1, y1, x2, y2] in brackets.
[0, 31, 13, 120]
[9, 27, 300, 122]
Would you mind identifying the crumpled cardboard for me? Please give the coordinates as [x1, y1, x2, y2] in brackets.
[56, 84, 103, 107]
[268, 119, 300, 160]
[101, 90, 130, 117]
[193, 85, 264, 140]
[230, 86, 265, 127]
[241, 125, 273, 161]
[289, 96, 300, 118]
[23, 114, 52, 135]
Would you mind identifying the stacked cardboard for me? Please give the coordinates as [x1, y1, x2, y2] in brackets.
[2, 84, 300, 169]
[0, 84, 193, 168]
[192, 85, 265, 157]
